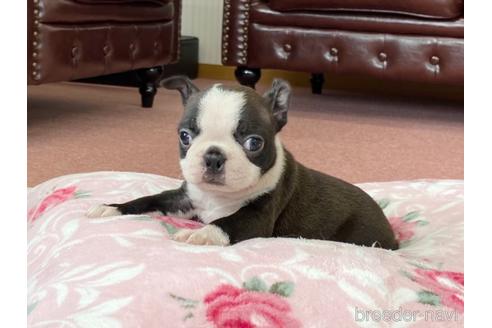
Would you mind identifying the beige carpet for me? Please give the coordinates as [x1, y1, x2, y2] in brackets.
[27, 80, 463, 187]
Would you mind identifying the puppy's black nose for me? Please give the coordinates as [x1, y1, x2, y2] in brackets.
[204, 147, 226, 174]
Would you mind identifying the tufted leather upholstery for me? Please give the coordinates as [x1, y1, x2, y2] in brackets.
[268, 0, 464, 20]
[75, 0, 168, 4]
[28, 0, 181, 84]
[222, 0, 464, 86]
[252, 3, 464, 38]
[39, 0, 174, 23]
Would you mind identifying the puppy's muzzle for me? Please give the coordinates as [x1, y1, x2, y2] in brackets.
[203, 147, 226, 184]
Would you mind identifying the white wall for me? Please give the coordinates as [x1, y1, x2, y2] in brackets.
[181, 0, 224, 65]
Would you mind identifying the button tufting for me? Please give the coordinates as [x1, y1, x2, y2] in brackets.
[330, 47, 338, 56]
[283, 44, 292, 52]
[103, 44, 111, 56]
[71, 47, 79, 57]
[378, 52, 387, 62]
[430, 56, 440, 65]
[27, 21, 189, 82]
[153, 41, 160, 54]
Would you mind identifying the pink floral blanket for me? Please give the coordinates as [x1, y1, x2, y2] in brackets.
[27, 172, 464, 327]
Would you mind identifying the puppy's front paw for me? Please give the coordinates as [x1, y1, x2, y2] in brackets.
[172, 225, 230, 246]
[86, 204, 121, 218]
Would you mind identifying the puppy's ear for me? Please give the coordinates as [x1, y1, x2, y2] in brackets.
[263, 79, 291, 132]
[160, 75, 199, 105]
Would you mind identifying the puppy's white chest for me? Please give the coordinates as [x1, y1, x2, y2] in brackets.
[187, 185, 244, 224]
[195, 195, 244, 224]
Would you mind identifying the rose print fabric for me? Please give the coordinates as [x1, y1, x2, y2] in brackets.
[27, 172, 464, 327]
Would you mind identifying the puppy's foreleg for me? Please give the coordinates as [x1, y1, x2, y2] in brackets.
[173, 194, 277, 246]
[87, 184, 193, 218]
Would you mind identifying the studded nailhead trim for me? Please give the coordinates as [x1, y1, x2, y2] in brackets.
[32, 0, 41, 81]
[175, 0, 182, 61]
[222, 0, 250, 65]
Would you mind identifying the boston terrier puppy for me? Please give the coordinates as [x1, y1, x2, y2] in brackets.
[87, 76, 398, 250]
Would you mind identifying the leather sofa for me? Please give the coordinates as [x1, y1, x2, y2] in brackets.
[221, 0, 464, 93]
[28, 0, 182, 107]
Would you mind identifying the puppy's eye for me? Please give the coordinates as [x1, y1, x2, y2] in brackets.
[179, 130, 193, 147]
[243, 136, 264, 152]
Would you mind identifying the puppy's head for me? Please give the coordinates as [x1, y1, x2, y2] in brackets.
[161, 76, 291, 193]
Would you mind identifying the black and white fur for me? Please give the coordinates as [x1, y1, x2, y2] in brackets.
[87, 76, 398, 249]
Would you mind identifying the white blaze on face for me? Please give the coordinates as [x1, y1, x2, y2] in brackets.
[180, 85, 262, 192]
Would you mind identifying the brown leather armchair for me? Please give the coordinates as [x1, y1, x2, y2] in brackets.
[221, 0, 464, 93]
[28, 0, 181, 107]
